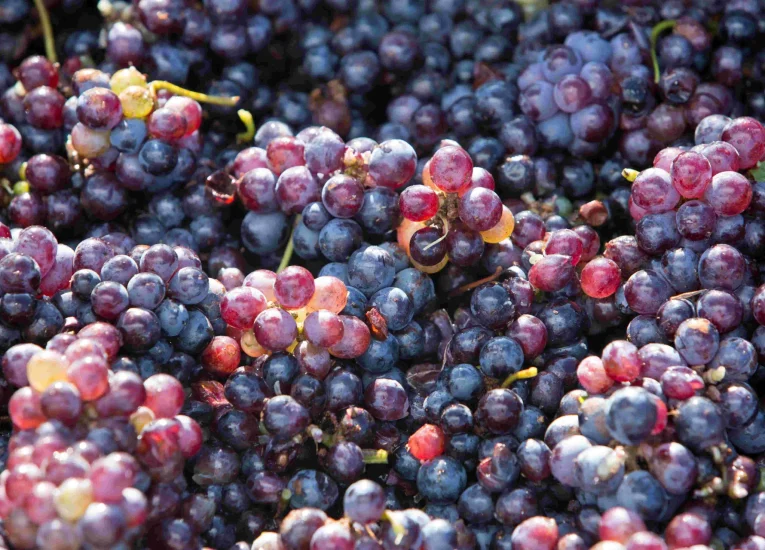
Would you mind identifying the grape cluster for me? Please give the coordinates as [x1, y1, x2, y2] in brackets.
[8, 0, 765, 549]
[1, 329, 202, 549]
[220, 267, 371, 363]
[231, 124, 407, 262]
[399, 143, 514, 273]
[517, 33, 618, 158]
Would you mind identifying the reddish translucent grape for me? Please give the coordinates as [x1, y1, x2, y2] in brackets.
[428, 145, 472, 194]
[220, 287, 268, 330]
[670, 151, 712, 199]
[399, 185, 439, 222]
[328, 316, 370, 359]
[580, 257, 621, 298]
[274, 266, 315, 310]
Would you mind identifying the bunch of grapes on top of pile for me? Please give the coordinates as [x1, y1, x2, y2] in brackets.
[9, 0, 765, 549]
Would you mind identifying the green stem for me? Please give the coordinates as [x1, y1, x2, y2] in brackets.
[621, 168, 639, 183]
[13, 181, 29, 195]
[381, 511, 406, 544]
[362, 449, 389, 464]
[277, 215, 302, 273]
[650, 20, 677, 84]
[33, 0, 57, 63]
[149, 81, 240, 106]
[236, 109, 255, 144]
[501, 367, 538, 388]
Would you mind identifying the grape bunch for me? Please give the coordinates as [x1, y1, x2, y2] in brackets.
[250, 478, 475, 549]
[517, 33, 618, 158]
[219, 266, 371, 366]
[231, 125, 406, 263]
[397, 143, 514, 273]
[1, 327, 202, 549]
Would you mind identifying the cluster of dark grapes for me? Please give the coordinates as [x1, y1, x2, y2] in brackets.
[229, 123, 405, 263]
[7, 0, 765, 549]
[517, 33, 618, 158]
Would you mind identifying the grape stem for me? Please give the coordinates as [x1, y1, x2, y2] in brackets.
[650, 20, 677, 84]
[381, 510, 407, 545]
[33, 0, 57, 63]
[422, 214, 449, 251]
[501, 367, 538, 388]
[13, 181, 29, 195]
[362, 449, 389, 464]
[621, 168, 639, 182]
[277, 215, 302, 273]
[149, 81, 240, 106]
[236, 109, 255, 144]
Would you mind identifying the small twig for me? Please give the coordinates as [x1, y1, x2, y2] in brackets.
[621, 168, 639, 182]
[236, 109, 255, 144]
[449, 267, 502, 297]
[501, 367, 538, 388]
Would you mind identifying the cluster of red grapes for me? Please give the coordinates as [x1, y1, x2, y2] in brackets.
[398, 143, 514, 273]
[220, 267, 369, 370]
[629, 115, 762, 224]
[1, 324, 202, 549]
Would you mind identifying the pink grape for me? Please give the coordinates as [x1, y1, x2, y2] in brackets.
[328, 316, 371, 359]
[399, 185, 439, 222]
[254, 308, 298, 351]
[670, 151, 712, 198]
[243, 269, 277, 302]
[580, 257, 621, 298]
[631, 168, 680, 213]
[576, 356, 614, 394]
[303, 311, 345, 348]
[220, 287, 268, 330]
[274, 266, 315, 310]
[428, 145, 472, 194]
[704, 171, 752, 215]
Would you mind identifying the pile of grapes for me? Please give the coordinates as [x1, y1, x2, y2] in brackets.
[4, 0, 765, 549]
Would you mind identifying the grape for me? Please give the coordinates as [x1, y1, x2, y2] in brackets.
[322, 174, 365, 219]
[704, 171, 753, 216]
[399, 185, 439, 222]
[429, 145, 472, 193]
[528, 254, 575, 292]
[0, 122, 22, 163]
[580, 257, 621, 298]
[600, 507, 646, 543]
[632, 168, 680, 213]
[670, 151, 712, 198]
[664, 513, 712, 548]
[511, 516, 558, 550]
[721, 116, 765, 169]
[274, 266, 315, 310]
[458, 188, 502, 232]
[254, 308, 298, 351]
[367, 139, 417, 189]
[545, 229, 583, 265]
[221, 287, 267, 330]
